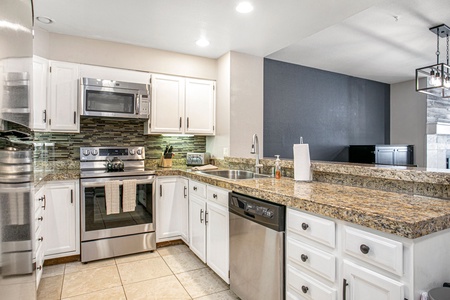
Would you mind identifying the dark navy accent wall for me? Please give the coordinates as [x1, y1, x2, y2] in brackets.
[264, 59, 390, 161]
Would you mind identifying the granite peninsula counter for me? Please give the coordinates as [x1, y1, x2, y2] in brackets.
[33, 161, 450, 239]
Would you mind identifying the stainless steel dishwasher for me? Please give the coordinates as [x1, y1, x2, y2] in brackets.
[229, 192, 286, 300]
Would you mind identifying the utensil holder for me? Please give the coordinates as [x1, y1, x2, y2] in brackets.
[159, 154, 172, 168]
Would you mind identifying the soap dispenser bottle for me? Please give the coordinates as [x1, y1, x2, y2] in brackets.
[274, 155, 281, 179]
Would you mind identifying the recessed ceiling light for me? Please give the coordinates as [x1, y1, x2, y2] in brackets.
[236, 2, 254, 14]
[196, 38, 210, 47]
[36, 16, 54, 24]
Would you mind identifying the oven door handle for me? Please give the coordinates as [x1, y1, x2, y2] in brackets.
[82, 179, 154, 188]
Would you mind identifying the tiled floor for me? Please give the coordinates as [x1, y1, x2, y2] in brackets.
[37, 244, 239, 300]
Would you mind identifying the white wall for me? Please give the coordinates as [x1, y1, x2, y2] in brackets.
[206, 53, 231, 158]
[229, 52, 264, 158]
[390, 79, 427, 167]
[34, 29, 217, 80]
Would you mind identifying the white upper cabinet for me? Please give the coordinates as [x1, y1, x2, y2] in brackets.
[148, 74, 185, 134]
[185, 78, 215, 135]
[146, 74, 216, 135]
[78, 64, 150, 84]
[48, 61, 80, 132]
[31, 56, 49, 131]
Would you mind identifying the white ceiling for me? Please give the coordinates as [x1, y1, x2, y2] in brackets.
[34, 0, 450, 84]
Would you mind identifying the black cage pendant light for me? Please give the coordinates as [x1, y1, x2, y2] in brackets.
[416, 24, 450, 98]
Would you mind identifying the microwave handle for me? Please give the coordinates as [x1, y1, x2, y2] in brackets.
[82, 178, 153, 188]
[136, 94, 140, 115]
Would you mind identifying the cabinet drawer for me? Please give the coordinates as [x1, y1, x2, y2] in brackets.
[287, 209, 335, 248]
[287, 237, 335, 282]
[286, 265, 337, 300]
[190, 180, 206, 198]
[207, 186, 229, 207]
[343, 226, 403, 275]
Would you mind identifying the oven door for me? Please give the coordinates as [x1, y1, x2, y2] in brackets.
[80, 175, 155, 241]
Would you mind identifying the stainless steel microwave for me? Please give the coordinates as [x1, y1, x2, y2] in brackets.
[80, 77, 150, 119]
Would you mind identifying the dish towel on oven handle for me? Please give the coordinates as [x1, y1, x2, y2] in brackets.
[122, 179, 137, 212]
[105, 180, 120, 215]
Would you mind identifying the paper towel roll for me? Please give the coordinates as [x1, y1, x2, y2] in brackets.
[293, 144, 311, 181]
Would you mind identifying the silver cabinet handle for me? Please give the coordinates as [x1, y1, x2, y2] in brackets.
[184, 186, 187, 198]
[70, 189, 73, 204]
[187, 117, 190, 128]
[179, 117, 182, 129]
[160, 185, 162, 197]
[205, 211, 209, 224]
[200, 209, 204, 223]
[39, 195, 46, 210]
[73, 111, 76, 124]
[43, 109, 47, 123]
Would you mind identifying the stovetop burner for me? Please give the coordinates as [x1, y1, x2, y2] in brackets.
[79, 146, 154, 178]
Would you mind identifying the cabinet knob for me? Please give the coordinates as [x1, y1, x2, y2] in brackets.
[360, 244, 370, 254]
[193, 186, 197, 191]
[300, 254, 308, 262]
[301, 285, 309, 293]
[213, 193, 217, 199]
[301, 222, 309, 230]
[37, 266, 42, 271]
[38, 216, 43, 221]
[38, 237, 44, 242]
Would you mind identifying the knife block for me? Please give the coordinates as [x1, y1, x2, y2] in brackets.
[159, 154, 172, 168]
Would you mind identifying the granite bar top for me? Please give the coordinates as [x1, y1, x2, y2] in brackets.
[34, 166, 450, 239]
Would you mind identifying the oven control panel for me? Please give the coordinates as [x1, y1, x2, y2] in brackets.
[80, 147, 145, 161]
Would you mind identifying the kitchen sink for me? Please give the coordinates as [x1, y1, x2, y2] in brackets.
[198, 169, 271, 180]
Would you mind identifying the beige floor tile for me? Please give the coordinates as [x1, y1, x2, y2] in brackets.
[176, 268, 229, 299]
[61, 286, 126, 300]
[162, 251, 206, 274]
[157, 244, 191, 256]
[64, 258, 116, 274]
[193, 290, 239, 300]
[61, 265, 121, 298]
[124, 275, 191, 300]
[38, 274, 63, 300]
[115, 250, 160, 264]
[117, 256, 172, 285]
[43, 264, 65, 278]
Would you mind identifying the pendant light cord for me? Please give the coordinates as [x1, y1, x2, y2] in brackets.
[436, 31, 440, 64]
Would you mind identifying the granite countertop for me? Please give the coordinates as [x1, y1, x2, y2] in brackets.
[34, 167, 450, 239]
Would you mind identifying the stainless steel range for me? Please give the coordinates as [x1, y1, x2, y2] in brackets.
[79, 146, 156, 262]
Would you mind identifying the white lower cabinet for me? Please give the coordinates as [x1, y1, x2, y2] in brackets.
[189, 180, 229, 283]
[43, 180, 80, 259]
[34, 185, 46, 289]
[156, 177, 189, 243]
[287, 208, 450, 300]
[342, 260, 404, 300]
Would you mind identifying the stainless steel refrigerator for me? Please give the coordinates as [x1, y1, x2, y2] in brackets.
[0, 1, 35, 299]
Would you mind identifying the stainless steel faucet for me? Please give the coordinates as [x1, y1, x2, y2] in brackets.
[251, 134, 263, 174]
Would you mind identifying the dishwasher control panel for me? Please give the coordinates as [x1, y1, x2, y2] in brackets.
[229, 192, 285, 231]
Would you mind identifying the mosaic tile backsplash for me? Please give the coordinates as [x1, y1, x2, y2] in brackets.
[33, 117, 206, 162]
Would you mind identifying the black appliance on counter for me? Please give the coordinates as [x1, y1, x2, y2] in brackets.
[349, 145, 414, 166]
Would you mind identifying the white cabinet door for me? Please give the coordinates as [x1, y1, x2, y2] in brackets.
[206, 200, 229, 283]
[79, 64, 150, 84]
[189, 195, 207, 262]
[185, 78, 215, 135]
[31, 56, 48, 131]
[156, 177, 189, 243]
[44, 180, 80, 258]
[343, 260, 404, 300]
[149, 74, 184, 133]
[48, 61, 79, 132]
